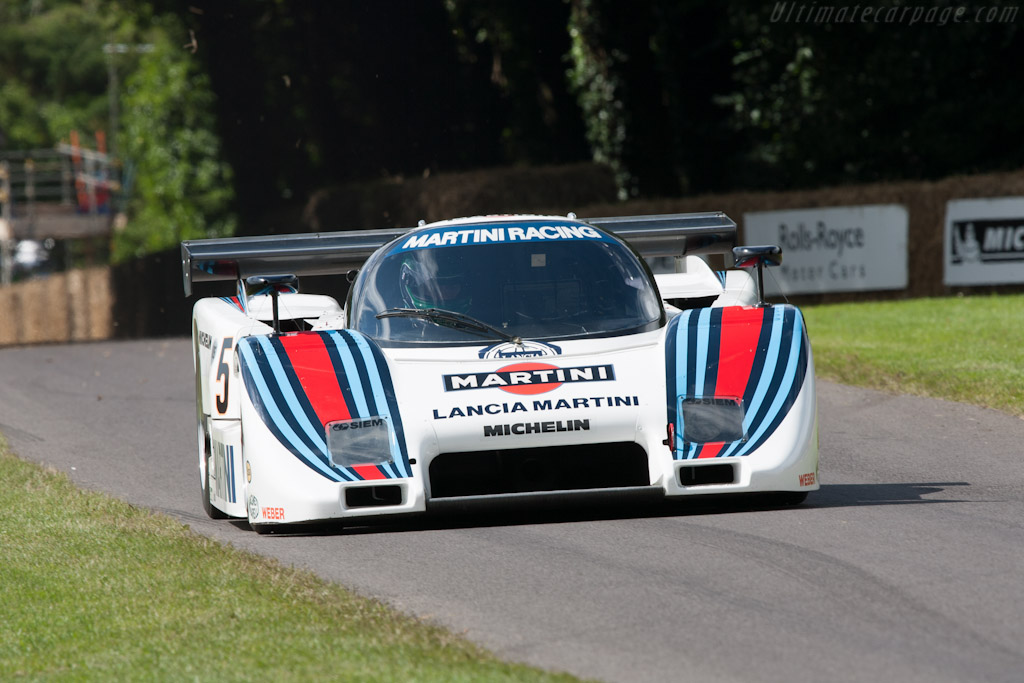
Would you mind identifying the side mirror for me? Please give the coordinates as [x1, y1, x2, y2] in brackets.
[732, 245, 782, 307]
[245, 274, 299, 334]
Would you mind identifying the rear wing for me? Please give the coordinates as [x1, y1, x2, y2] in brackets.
[181, 212, 736, 296]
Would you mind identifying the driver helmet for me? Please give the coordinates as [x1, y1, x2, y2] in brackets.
[399, 253, 472, 312]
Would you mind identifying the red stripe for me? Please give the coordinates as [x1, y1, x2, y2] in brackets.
[714, 307, 764, 400]
[278, 333, 351, 426]
[352, 465, 387, 480]
[697, 443, 725, 459]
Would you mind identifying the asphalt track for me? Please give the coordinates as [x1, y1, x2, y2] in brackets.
[1, 338, 1022, 683]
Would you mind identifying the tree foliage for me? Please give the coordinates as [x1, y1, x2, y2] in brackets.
[0, 1, 111, 148]
[114, 19, 235, 262]
[4, 0, 1024, 257]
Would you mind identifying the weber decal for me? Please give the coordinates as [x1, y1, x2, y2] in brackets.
[484, 419, 590, 437]
[478, 340, 561, 359]
[443, 363, 614, 394]
[433, 395, 638, 419]
[261, 506, 285, 520]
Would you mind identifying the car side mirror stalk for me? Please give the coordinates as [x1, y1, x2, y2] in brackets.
[732, 245, 782, 307]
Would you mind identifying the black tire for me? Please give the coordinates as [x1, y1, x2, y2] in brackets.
[774, 491, 809, 506]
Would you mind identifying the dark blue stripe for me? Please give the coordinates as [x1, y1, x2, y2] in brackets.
[320, 332, 361, 421]
[702, 307, 724, 398]
[361, 338, 412, 472]
[718, 307, 777, 458]
[736, 314, 808, 456]
[238, 342, 345, 482]
[339, 330, 380, 417]
[685, 313, 699, 396]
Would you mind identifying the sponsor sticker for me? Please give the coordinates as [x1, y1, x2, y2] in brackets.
[798, 472, 816, 487]
[392, 222, 609, 253]
[483, 419, 590, 437]
[950, 219, 1024, 265]
[248, 495, 260, 520]
[443, 363, 615, 394]
[478, 340, 561, 359]
[261, 506, 285, 520]
[432, 395, 638, 420]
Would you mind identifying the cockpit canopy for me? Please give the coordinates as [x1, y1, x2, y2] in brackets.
[349, 219, 664, 345]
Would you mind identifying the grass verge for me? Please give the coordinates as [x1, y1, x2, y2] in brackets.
[802, 293, 1024, 417]
[0, 440, 580, 682]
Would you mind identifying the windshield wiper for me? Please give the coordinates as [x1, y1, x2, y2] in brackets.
[376, 308, 522, 345]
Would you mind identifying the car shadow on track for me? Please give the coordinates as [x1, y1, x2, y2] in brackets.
[238, 481, 972, 537]
[808, 481, 971, 508]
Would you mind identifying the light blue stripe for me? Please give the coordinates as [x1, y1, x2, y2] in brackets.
[719, 305, 786, 458]
[672, 310, 693, 457]
[325, 331, 397, 479]
[326, 331, 371, 417]
[256, 337, 329, 454]
[736, 313, 804, 457]
[687, 309, 713, 460]
[693, 308, 711, 400]
[238, 342, 346, 481]
[345, 332, 405, 478]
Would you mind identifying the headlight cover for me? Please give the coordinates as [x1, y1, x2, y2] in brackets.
[679, 397, 746, 444]
[326, 416, 395, 468]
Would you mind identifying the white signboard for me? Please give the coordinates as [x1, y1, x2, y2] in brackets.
[744, 205, 908, 295]
[945, 197, 1024, 286]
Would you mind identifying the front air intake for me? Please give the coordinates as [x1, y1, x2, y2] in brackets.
[678, 464, 736, 486]
[429, 442, 649, 498]
[345, 485, 403, 508]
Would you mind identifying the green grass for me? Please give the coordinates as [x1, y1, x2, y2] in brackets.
[0, 441, 581, 682]
[803, 294, 1024, 417]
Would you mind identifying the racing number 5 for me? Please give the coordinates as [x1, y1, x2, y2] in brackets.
[216, 338, 234, 415]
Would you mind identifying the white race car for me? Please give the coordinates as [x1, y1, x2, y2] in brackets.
[182, 213, 817, 533]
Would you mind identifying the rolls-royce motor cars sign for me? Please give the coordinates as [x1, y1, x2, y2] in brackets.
[945, 197, 1024, 286]
[743, 205, 908, 295]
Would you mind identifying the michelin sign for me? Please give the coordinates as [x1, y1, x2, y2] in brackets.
[945, 197, 1024, 286]
[744, 205, 908, 295]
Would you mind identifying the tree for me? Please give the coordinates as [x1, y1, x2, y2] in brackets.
[0, 1, 111, 149]
[113, 18, 235, 262]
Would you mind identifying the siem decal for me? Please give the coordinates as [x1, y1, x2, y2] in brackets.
[248, 495, 260, 520]
[478, 340, 562, 359]
[331, 418, 385, 431]
[484, 419, 590, 437]
[433, 395, 639, 420]
[443, 363, 614, 395]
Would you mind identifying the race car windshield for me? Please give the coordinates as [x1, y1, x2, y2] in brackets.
[350, 222, 663, 344]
